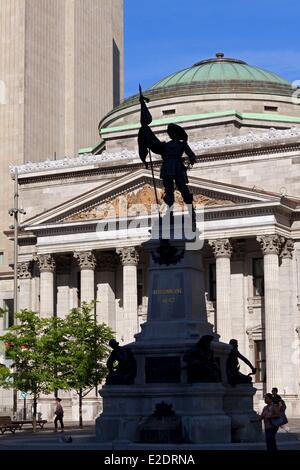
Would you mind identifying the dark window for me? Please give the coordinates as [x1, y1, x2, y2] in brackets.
[137, 268, 143, 307]
[0, 252, 4, 265]
[254, 340, 266, 383]
[113, 40, 120, 108]
[264, 105, 278, 112]
[4, 299, 14, 327]
[209, 264, 216, 301]
[253, 258, 264, 296]
[162, 109, 176, 115]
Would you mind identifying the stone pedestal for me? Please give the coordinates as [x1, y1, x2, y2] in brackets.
[96, 231, 261, 444]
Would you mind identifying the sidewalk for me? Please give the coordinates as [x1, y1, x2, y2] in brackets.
[0, 419, 299, 450]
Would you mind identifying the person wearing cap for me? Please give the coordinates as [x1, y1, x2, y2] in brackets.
[138, 88, 196, 228]
[139, 122, 196, 209]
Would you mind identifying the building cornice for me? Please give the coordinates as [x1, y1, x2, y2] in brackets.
[99, 110, 300, 135]
[21, 201, 289, 236]
[9, 127, 300, 181]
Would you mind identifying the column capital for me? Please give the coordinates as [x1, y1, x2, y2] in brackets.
[74, 251, 96, 270]
[257, 234, 282, 256]
[116, 247, 139, 266]
[97, 252, 117, 272]
[208, 239, 232, 258]
[17, 261, 32, 279]
[280, 238, 294, 259]
[35, 254, 56, 273]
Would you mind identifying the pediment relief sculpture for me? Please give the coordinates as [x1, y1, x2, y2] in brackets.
[64, 184, 234, 222]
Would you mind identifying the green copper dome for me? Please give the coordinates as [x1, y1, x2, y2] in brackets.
[151, 53, 290, 89]
[99, 53, 295, 128]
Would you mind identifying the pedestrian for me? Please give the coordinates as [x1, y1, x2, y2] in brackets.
[260, 393, 281, 450]
[271, 387, 289, 429]
[54, 398, 64, 432]
[272, 387, 287, 412]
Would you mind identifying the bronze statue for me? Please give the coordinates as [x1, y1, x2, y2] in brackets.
[183, 335, 221, 383]
[106, 339, 137, 385]
[138, 87, 196, 228]
[226, 339, 256, 386]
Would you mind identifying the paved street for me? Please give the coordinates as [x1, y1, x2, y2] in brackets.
[0, 420, 300, 450]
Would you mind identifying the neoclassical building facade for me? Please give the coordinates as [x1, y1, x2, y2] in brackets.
[1, 54, 300, 420]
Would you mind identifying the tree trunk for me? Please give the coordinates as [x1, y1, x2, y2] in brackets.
[79, 389, 83, 428]
[33, 393, 37, 433]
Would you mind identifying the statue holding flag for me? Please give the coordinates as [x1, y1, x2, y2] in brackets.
[138, 86, 196, 228]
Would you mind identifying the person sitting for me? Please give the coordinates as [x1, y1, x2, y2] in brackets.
[226, 339, 256, 386]
[183, 335, 221, 383]
[106, 339, 137, 385]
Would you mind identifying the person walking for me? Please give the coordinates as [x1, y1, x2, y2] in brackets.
[54, 398, 64, 432]
[260, 393, 281, 450]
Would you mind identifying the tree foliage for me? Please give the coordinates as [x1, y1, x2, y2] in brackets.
[62, 303, 113, 394]
[0, 304, 114, 427]
[0, 310, 54, 397]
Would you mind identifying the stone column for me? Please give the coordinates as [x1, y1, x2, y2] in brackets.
[257, 235, 282, 392]
[57, 272, 70, 319]
[209, 239, 232, 343]
[31, 271, 40, 313]
[18, 261, 32, 311]
[96, 253, 116, 329]
[0, 299, 6, 331]
[74, 251, 96, 304]
[231, 241, 247, 367]
[116, 247, 139, 344]
[36, 255, 56, 318]
[56, 257, 72, 318]
[279, 238, 297, 395]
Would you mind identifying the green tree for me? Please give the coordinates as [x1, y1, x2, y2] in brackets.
[62, 303, 113, 427]
[0, 310, 63, 431]
[0, 305, 114, 429]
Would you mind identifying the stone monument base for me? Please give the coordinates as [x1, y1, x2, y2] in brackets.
[96, 233, 262, 444]
[96, 382, 260, 444]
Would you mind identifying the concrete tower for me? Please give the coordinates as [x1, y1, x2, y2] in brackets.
[0, 0, 124, 275]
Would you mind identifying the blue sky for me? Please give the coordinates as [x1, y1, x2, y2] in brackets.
[124, 0, 300, 97]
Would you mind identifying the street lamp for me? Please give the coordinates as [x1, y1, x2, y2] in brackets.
[8, 168, 26, 415]
[8, 169, 26, 315]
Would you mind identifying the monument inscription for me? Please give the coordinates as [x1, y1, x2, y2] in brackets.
[151, 273, 184, 319]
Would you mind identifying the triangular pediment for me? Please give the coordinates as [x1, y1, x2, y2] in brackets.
[23, 169, 286, 227]
[64, 183, 235, 222]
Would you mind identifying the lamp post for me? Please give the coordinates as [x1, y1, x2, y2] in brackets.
[8, 169, 26, 315]
[8, 168, 26, 415]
